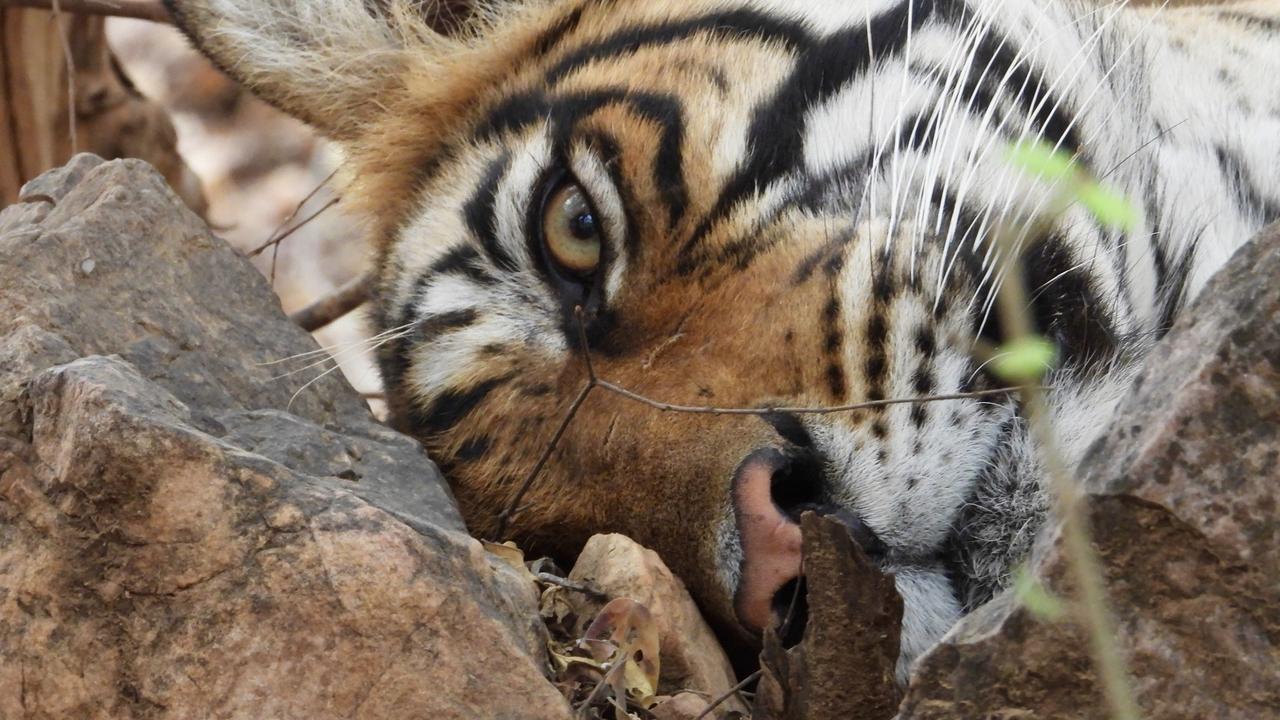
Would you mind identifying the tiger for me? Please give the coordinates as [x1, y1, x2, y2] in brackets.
[168, 0, 1280, 682]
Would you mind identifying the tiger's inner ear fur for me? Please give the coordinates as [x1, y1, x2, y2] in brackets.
[165, 0, 486, 138]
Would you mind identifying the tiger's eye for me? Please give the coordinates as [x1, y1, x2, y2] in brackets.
[543, 183, 601, 276]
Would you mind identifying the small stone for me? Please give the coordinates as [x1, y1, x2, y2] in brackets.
[79, 258, 96, 275]
[650, 692, 713, 720]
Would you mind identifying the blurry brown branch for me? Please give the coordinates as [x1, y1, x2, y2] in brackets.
[5, 0, 173, 23]
[50, 0, 78, 153]
[291, 274, 371, 332]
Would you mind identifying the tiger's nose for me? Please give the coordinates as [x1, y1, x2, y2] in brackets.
[732, 449, 804, 632]
[731, 448, 886, 634]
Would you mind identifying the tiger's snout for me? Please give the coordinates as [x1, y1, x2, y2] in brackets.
[731, 446, 888, 636]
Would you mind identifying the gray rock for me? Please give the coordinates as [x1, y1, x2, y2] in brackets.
[0, 153, 367, 428]
[0, 156, 571, 719]
[898, 224, 1280, 719]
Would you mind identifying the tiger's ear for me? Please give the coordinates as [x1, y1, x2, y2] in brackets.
[166, 0, 473, 138]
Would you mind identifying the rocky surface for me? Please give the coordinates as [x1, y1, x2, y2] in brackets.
[0, 156, 571, 719]
[898, 223, 1280, 720]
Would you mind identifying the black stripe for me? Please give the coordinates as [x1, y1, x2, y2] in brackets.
[415, 308, 480, 344]
[681, 0, 939, 266]
[542, 9, 813, 85]
[1153, 229, 1201, 337]
[1214, 144, 1280, 222]
[482, 88, 689, 232]
[465, 152, 518, 272]
[1023, 235, 1118, 374]
[762, 412, 815, 450]
[579, 129, 643, 258]
[1217, 11, 1280, 34]
[456, 435, 492, 462]
[429, 244, 494, 285]
[955, 22, 1084, 162]
[531, 5, 587, 58]
[410, 374, 515, 436]
[478, 91, 553, 142]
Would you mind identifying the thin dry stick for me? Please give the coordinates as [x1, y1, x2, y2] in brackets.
[246, 166, 341, 258]
[494, 380, 594, 539]
[290, 273, 372, 332]
[992, 222, 1140, 720]
[535, 572, 609, 601]
[50, 0, 77, 154]
[575, 652, 629, 719]
[494, 310, 1028, 538]
[247, 196, 340, 258]
[694, 670, 763, 720]
[595, 379, 1027, 418]
[6, 0, 172, 23]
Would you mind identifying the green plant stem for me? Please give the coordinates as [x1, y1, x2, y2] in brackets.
[993, 224, 1141, 720]
[1022, 388, 1142, 720]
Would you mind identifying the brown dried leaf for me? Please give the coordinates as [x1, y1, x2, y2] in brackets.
[582, 598, 662, 702]
[482, 540, 539, 585]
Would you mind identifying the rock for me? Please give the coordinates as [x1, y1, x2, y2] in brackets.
[0, 154, 367, 430]
[650, 692, 715, 720]
[898, 223, 1280, 720]
[0, 156, 571, 720]
[753, 513, 903, 720]
[568, 534, 747, 717]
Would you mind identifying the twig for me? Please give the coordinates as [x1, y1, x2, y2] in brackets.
[777, 563, 805, 641]
[991, 217, 1140, 720]
[596, 380, 1028, 418]
[535, 572, 609, 602]
[247, 196, 340, 258]
[247, 166, 342, 266]
[290, 273, 371, 332]
[694, 670, 762, 720]
[495, 379, 594, 539]
[575, 652, 629, 719]
[6, 0, 172, 23]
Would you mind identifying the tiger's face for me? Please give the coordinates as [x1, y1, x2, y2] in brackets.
[173, 0, 1173, 677]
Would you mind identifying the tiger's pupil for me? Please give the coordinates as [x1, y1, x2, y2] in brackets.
[569, 212, 596, 240]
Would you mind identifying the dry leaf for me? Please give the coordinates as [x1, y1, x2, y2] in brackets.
[582, 598, 661, 702]
[482, 540, 540, 584]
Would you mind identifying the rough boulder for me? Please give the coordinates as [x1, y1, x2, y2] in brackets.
[899, 223, 1280, 719]
[0, 155, 572, 720]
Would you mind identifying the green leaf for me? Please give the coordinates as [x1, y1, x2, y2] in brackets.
[992, 336, 1058, 382]
[1014, 565, 1066, 621]
[1006, 140, 1078, 182]
[1077, 182, 1140, 232]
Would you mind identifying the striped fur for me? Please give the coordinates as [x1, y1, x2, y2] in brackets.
[172, 0, 1280, 680]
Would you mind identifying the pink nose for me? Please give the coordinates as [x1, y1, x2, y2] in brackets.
[731, 449, 804, 633]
